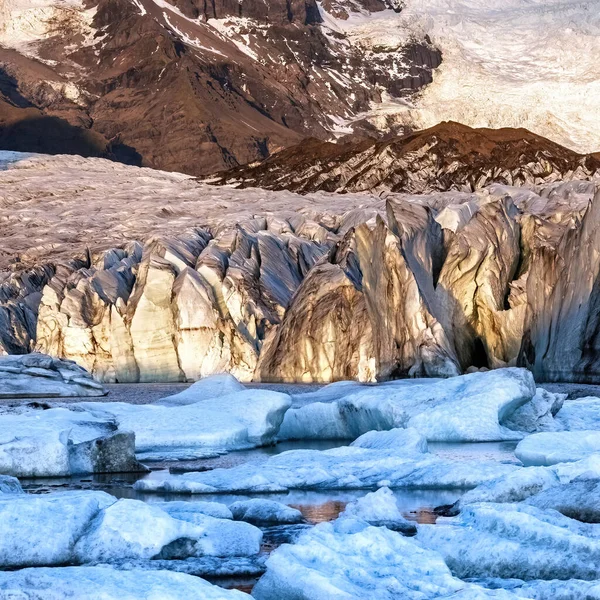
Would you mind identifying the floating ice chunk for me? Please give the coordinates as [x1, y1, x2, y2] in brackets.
[0, 475, 22, 494]
[156, 374, 245, 406]
[340, 487, 416, 535]
[448, 455, 600, 514]
[515, 431, 600, 466]
[150, 500, 234, 521]
[555, 397, 600, 431]
[0, 353, 105, 397]
[0, 407, 146, 477]
[503, 388, 565, 433]
[74, 499, 206, 562]
[229, 499, 304, 524]
[78, 389, 291, 459]
[525, 480, 600, 523]
[134, 429, 517, 494]
[252, 518, 517, 600]
[0, 491, 115, 567]
[73, 498, 262, 562]
[0, 566, 251, 599]
[472, 577, 600, 599]
[418, 503, 600, 580]
[278, 368, 537, 442]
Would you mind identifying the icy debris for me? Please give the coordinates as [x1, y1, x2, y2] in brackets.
[515, 431, 600, 466]
[0, 353, 105, 398]
[150, 500, 234, 521]
[503, 388, 566, 433]
[555, 397, 600, 431]
[418, 503, 600, 581]
[155, 373, 245, 406]
[470, 577, 600, 599]
[448, 455, 600, 514]
[77, 388, 291, 460]
[525, 479, 600, 523]
[252, 517, 517, 599]
[0, 566, 251, 599]
[0, 491, 115, 567]
[0, 407, 146, 477]
[340, 487, 416, 535]
[0, 475, 23, 494]
[229, 499, 304, 524]
[0, 492, 261, 568]
[278, 368, 539, 442]
[134, 428, 517, 494]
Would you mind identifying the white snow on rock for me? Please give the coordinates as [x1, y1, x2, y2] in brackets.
[278, 368, 538, 442]
[134, 428, 517, 494]
[252, 517, 516, 599]
[340, 487, 416, 535]
[418, 503, 600, 581]
[555, 397, 600, 431]
[324, 0, 600, 154]
[0, 406, 145, 477]
[0, 491, 115, 567]
[515, 431, 600, 466]
[229, 499, 304, 524]
[77, 388, 291, 460]
[0, 566, 251, 599]
[156, 373, 245, 406]
[0, 353, 105, 398]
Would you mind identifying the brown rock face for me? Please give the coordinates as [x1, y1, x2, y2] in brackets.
[0, 0, 440, 175]
[212, 122, 600, 193]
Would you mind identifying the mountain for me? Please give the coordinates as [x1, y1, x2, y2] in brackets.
[211, 122, 600, 193]
[1, 0, 600, 175]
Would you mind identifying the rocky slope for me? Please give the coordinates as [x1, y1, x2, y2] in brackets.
[2, 0, 600, 176]
[0, 0, 440, 175]
[2, 152, 600, 383]
[211, 122, 600, 193]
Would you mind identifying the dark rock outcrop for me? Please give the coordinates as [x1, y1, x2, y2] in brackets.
[212, 122, 600, 193]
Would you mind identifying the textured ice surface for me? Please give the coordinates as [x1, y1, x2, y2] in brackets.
[0, 353, 105, 398]
[515, 431, 600, 466]
[229, 499, 304, 524]
[149, 500, 234, 521]
[452, 455, 600, 512]
[156, 374, 245, 406]
[418, 503, 600, 580]
[0, 475, 23, 494]
[278, 368, 537, 442]
[252, 518, 516, 599]
[134, 428, 517, 494]
[556, 397, 600, 431]
[0, 407, 143, 477]
[78, 388, 291, 459]
[503, 388, 565, 433]
[0, 491, 115, 567]
[0, 566, 251, 599]
[471, 577, 600, 599]
[340, 487, 416, 534]
[525, 479, 600, 523]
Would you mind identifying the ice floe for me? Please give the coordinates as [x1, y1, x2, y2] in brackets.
[0, 406, 146, 477]
[278, 368, 541, 442]
[555, 397, 600, 431]
[229, 499, 304, 524]
[515, 431, 600, 466]
[155, 373, 245, 406]
[525, 479, 600, 523]
[252, 517, 516, 599]
[340, 487, 416, 535]
[0, 566, 251, 599]
[134, 428, 518, 494]
[418, 503, 600, 580]
[0, 353, 105, 397]
[77, 388, 291, 460]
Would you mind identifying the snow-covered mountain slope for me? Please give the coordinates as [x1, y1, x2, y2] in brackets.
[329, 0, 600, 153]
[0, 0, 598, 175]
